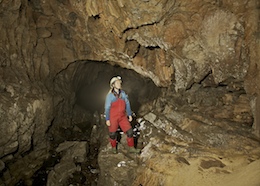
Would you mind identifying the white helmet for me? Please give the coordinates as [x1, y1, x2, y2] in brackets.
[110, 76, 122, 88]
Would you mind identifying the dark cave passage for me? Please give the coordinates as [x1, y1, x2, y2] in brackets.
[73, 61, 160, 114]
[69, 61, 160, 185]
[30, 61, 161, 186]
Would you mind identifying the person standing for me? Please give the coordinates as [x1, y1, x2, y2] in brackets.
[105, 76, 140, 154]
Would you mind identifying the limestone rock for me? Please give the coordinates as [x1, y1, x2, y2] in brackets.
[0, 0, 259, 185]
[47, 141, 88, 186]
[98, 144, 139, 186]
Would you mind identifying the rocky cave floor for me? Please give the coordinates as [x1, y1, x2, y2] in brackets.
[14, 121, 100, 186]
[9, 84, 260, 186]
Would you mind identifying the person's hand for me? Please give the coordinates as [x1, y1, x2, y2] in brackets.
[106, 120, 111, 126]
[128, 115, 133, 122]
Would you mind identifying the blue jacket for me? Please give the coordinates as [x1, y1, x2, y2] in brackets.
[105, 90, 132, 121]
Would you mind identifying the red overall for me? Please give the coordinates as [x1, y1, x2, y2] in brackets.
[108, 98, 134, 147]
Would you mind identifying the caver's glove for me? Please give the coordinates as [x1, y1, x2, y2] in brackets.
[128, 115, 133, 122]
[106, 120, 111, 126]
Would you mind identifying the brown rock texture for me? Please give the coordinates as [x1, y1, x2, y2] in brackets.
[0, 0, 259, 185]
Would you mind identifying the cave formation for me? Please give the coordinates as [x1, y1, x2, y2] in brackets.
[0, 0, 260, 186]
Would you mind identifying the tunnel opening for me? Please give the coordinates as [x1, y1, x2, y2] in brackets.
[73, 61, 160, 114]
[31, 60, 161, 186]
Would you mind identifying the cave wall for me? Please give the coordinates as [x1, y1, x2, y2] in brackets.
[0, 0, 259, 171]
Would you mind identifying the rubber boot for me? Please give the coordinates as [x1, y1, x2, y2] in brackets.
[127, 137, 135, 147]
[127, 137, 141, 154]
[110, 139, 117, 154]
[111, 147, 117, 154]
[128, 147, 141, 154]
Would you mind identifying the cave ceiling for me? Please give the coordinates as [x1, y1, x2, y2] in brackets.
[1, 0, 259, 92]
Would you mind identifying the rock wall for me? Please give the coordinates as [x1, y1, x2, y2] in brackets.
[0, 0, 259, 184]
[1, 0, 257, 88]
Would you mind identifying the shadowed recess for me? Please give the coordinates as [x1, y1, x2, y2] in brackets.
[73, 61, 160, 113]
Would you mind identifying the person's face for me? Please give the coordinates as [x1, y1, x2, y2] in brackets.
[114, 80, 122, 89]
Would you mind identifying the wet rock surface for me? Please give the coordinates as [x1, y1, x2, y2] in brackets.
[0, 86, 259, 186]
[91, 83, 259, 186]
[0, 0, 260, 185]
[130, 87, 260, 186]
